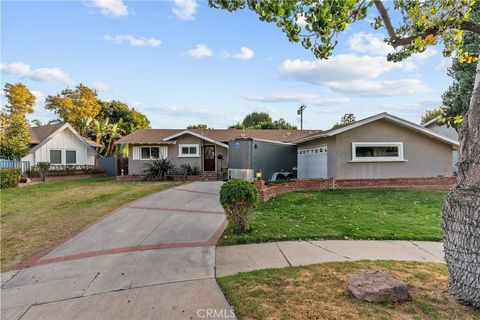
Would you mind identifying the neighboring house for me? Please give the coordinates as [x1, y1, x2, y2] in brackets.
[423, 117, 459, 174]
[294, 113, 459, 179]
[22, 123, 100, 167]
[115, 128, 320, 176]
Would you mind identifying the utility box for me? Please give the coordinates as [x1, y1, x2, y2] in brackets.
[228, 138, 297, 181]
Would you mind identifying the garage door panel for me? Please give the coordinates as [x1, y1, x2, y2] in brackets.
[297, 145, 327, 179]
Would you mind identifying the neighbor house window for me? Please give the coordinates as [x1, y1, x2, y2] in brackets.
[141, 147, 167, 160]
[66, 150, 76, 164]
[50, 150, 62, 164]
[179, 144, 199, 157]
[351, 142, 404, 162]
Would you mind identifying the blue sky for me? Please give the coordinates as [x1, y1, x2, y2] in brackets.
[1, 0, 453, 129]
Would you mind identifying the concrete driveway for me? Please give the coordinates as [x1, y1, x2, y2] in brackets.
[1, 181, 235, 320]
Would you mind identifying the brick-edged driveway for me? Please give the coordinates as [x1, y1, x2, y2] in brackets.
[1, 181, 234, 320]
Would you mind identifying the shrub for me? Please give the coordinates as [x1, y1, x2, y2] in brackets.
[180, 163, 201, 176]
[220, 179, 258, 233]
[142, 158, 175, 181]
[36, 162, 51, 182]
[0, 168, 21, 189]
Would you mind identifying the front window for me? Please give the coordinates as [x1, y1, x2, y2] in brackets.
[50, 150, 62, 164]
[141, 147, 166, 160]
[179, 144, 199, 157]
[66, 150, 76, 164]
[352, 142, 404, 162]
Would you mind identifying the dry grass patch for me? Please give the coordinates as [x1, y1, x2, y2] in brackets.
[218, 260, 480, 320]
[1, 177, 180, 271]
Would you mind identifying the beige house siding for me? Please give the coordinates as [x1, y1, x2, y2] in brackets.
[298, 119, 453, 179]
[128, 133, 228, 175]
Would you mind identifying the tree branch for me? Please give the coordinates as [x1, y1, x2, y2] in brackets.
[373, 0, 397, 40]
[374, 0, 480, 48]
[462, 21, 480, 35]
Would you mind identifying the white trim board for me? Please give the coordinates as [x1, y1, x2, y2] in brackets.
[162, 130, 229, 149]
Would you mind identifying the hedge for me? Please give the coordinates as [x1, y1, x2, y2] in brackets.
[0, 168, 21, 189]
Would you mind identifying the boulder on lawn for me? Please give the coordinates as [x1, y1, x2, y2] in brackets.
[347, 270, 410, 303]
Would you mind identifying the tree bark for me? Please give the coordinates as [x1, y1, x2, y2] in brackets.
[442, 57, 480, 308]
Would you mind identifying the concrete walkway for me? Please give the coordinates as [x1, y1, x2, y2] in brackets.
[216, 240, 444, 277]
[1, 182, 235, 320]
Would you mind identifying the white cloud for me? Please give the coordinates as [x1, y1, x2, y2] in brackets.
[30, 91, 46, 106]
[91, 81, 109, 91]
[279, 55, 432, 96]
[223, 47, 255, 60]
[188, 44, 213, 58]
[87, 0, 128, 17]
[0, 62, 73, 85]
[243, 92, 350, 106]
[296, 13, 307, 27]
[103, 34, 161, 47]
[412, 48, 437, 60]
[280, 54, 415, 84]
[348, 32, 392, 56]
[435, 58, 452, 73]
[172, 0, 198, 21]
[327, 79, 432, 96]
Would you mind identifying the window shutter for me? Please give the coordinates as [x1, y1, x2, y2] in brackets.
[132, 146, 140, 160]
[160, 146, 168, 159]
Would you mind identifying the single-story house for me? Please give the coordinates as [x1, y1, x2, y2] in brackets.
[294, 113, 459, 179]
[22, 123, 101, 167]
[423, 117, 459, 174]
[115, 128, 320, 176]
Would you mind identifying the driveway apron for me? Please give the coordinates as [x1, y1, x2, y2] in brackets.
[1, 181, 236, 320]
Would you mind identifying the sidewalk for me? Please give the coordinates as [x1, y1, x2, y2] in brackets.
[216, 240, 444, 277]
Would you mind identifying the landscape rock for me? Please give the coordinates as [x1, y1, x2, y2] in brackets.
[347, 270, 410, 303]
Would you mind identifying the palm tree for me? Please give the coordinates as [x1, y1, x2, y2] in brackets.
[105, 119, 124, 156]
[92, 118, 110, 154]
[77, 117, 93, 137]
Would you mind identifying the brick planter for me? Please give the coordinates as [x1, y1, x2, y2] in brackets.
[256, 176, 457, 202]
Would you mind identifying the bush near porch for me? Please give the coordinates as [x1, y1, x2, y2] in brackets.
[219, 188, 446, 245]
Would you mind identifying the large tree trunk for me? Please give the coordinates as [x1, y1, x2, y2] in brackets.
[441, 58, 480, 307]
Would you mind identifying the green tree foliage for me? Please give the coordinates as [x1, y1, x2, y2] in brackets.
[46, 84, 101, 131]
[260, 118, 297, 129]
[187, 124, 209, 129]
[242, 112, 272, 128]
[209, 0, 476, 61]
[231, 112, 296, 129]
[0, 83, 35, 159]
[331, 113, 356, 129]
[441, 2, 480, 128]
[421, 108, 444, 125]
[98, 100, 150, 135]
[220, 179, 258, 233]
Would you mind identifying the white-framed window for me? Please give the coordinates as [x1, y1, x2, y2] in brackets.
[140, 146, 167, 160]
[66, 150, 77, 164]
[351, 142, 405, 162]
[178, 144, 200, 157]
[50, 150, 62, 164]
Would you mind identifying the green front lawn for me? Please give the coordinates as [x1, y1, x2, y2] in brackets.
[1, 177, 180, 271]
[220, 188, 446, 245]
[218, 261, 479, 320]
